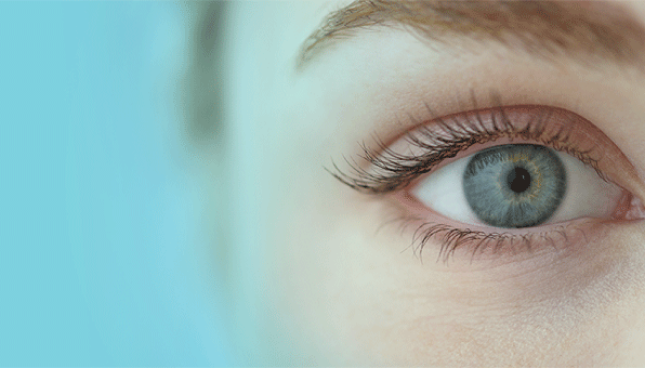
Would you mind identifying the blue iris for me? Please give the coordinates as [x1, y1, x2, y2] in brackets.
[463, 144, 567, 228]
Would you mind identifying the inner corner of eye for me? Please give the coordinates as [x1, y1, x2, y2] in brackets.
[410, 144, 622, 230]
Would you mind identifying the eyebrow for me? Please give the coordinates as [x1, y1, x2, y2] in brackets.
[297, 0, 645, 70]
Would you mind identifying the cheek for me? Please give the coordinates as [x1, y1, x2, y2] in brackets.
[261, 156, 395, 361]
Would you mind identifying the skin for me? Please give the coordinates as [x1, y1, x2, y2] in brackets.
[212, 1, 645, 366]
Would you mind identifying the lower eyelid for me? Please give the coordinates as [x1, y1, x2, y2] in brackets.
[388, 177, 642, 264]
[386, 183, 645, 265]
[378, 199, 615, 264]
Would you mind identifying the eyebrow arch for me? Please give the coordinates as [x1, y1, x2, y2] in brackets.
[297, 0, 645, 71]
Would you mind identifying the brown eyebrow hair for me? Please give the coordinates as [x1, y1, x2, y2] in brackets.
[298, 0, 645, 70]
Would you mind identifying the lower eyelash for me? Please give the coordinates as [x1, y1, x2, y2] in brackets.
[383, 215, 598, 263]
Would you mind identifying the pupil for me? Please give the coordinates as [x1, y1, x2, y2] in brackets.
[507, 167, 531, 193]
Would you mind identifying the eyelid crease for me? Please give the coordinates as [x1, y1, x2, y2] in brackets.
[330, 105, 642, 201]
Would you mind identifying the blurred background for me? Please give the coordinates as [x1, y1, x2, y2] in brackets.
[0, 2, 232, 365]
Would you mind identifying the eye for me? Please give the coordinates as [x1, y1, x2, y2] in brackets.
[330, 104, 645, 260]
[412, 143, 623, 228]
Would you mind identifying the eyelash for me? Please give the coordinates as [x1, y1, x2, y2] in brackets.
[330, 102, 604, 194]
[328, 98, 617, 262]
[389, 217, 598, 263]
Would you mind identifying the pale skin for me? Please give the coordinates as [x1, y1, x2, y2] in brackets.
[214, 1, 645, 366]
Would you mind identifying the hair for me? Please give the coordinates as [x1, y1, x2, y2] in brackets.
[180, 2, 234, 289]
[181, 1, 227, 147]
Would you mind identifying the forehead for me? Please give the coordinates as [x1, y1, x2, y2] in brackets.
[223, 1, 348, 70]
[224, 1, 645, 70]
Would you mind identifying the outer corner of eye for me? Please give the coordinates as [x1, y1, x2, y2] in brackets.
[410, 144, 634, 230]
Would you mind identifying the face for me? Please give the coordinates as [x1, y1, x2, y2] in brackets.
[215, 1, 645, 365]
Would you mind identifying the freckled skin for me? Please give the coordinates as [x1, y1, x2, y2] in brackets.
[212, 1, 645, 366]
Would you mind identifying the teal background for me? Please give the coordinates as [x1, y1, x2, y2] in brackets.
[0, 2, 230, 365]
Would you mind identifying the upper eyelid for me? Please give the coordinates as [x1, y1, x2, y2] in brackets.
[330, 105, 645, 200]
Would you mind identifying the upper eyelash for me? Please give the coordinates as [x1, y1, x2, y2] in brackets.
[328, 101, 604, 195]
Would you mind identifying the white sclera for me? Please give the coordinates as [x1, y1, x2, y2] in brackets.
[411, 149, 623, 227]
[549, 152, 622, 222]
